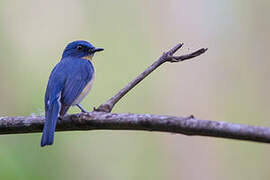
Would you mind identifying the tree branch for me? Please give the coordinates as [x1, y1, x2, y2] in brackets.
[95, 43, 207, 112]
[1, 112, 270, 143]
[3, 43, 268, 144]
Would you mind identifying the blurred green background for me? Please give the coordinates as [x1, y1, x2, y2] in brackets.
[0, 0, 270, 179]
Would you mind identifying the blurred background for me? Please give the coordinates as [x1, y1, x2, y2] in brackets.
[0, 0, 269, 179]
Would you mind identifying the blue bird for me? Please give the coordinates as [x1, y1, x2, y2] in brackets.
[41, 40, 104, 147]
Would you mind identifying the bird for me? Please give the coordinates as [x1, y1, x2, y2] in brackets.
[41, 40, 104, 147]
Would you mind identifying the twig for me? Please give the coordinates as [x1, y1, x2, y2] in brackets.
[95, 43, 208, 112]
[1, 112, 270, 144]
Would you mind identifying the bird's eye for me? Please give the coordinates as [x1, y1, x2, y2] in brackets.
[77, 45, 83, 50]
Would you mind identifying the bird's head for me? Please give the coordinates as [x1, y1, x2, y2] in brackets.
[62, 40, 104, 60]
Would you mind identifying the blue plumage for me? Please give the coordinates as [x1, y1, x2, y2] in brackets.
[41, 40, 103, 147]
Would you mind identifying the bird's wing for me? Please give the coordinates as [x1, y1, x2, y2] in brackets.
[60, 59, 94, 106]
[44, 62, 66, 111]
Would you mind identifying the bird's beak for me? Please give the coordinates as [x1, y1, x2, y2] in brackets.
[92, 47, 104, 53]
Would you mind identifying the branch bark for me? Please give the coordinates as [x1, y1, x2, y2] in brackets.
[1, 112, 270, 143]
[2, 43, 268, 144]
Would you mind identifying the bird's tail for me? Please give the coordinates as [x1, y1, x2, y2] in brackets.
[41, 99, 60, 147]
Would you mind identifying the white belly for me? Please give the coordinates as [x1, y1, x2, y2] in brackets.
[72, 74, 95, 105]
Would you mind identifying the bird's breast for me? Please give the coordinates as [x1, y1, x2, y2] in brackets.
[72, 73, 95, 105]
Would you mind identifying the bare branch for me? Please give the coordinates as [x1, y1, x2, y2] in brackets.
[1, 112, 270, 144]
[166, 48, 208, 62]
[95, 44, 207, 112]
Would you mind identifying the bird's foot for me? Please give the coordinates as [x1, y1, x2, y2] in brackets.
[76, 104, 88, 113]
